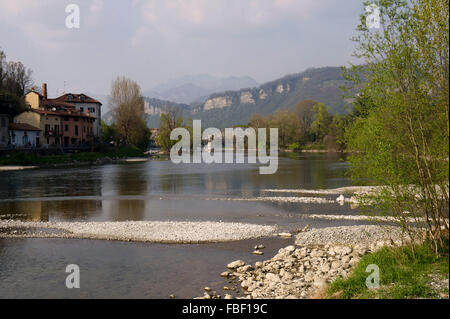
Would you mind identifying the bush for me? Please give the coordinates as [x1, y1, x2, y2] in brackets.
[288, 142, 301, 150]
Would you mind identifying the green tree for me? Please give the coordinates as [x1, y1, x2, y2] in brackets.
[346, 0, 449, 252]
[295, 99, 318, 141]
[310, 103, 332, 142]
[156, 107, 184, 152]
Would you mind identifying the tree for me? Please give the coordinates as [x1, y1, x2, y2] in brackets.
[310, 103, 332, 142]
[156, 106, 184, 152]
[0, 49, 32, 116]
[271, 109, 302, 149]
[109, 76, 148, 148]
[346, 0, 449, 252]
[295, 99, 317, 140]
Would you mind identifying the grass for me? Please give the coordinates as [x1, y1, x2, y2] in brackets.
[327, 240, 449, 299]
[0, 146, 145, 166]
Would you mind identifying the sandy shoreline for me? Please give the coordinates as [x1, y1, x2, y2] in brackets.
[0, 220, 278, 243]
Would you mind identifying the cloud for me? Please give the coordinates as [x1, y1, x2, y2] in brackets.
[130, 0, 325, 46]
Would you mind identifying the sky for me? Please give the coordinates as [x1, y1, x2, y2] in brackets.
[0, 0, 364, 97]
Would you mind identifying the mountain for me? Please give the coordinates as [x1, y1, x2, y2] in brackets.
[144, 74, 259, 104]
[140, 66, 354, 129]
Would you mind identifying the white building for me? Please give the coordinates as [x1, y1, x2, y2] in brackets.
[9, 123, 41, 147]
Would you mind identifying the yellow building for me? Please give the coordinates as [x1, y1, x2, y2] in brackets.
[14, 108, 62, 146]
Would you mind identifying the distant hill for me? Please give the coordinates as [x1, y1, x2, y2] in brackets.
[144, 74, 259, 104]
[102, 67, 355, 129]
[138, 67, 354, 129]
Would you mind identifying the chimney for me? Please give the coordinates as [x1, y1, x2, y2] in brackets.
[42, 83, 47, 99]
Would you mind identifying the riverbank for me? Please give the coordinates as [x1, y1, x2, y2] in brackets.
[195, 225, 447, 299]
[0, 220, 277, 243]
[0, 146, 153, 170]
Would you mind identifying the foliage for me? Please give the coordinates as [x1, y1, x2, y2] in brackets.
[0, 146, 145, 166]
[310, 103, 332, 142]
[156, 107, 185, 152]
[0, 49, 33, 117]
[345, 0, 449, 252]
[288, 142, 301, 151]
[328, 241, 449, 299]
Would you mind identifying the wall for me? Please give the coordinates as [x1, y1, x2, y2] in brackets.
[9, 130, 40, 147]
[0, 115, 8, 147]
[72, 102, 101, 138]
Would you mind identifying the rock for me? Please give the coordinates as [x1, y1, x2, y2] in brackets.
[302, 224, 311, 232]
[224, 294, 233, 299]
[253, 250, 264, 255]
[349, 257, 360, 267]
[341, 246, 353, 255]
[341, 255, 350, 263]
[331, 260, 342, 270]
[203, 292, 211, 299]
[320, 263, 331, 273]
[266, 273, 281, 282]
[313, 278, 327, 289]
[227, 260, 245, 269]
[254, 244, 265, 250]
[223, 286, 229, 290]
[204, 287, 211, 292]
[254, 261, 263, 269]
[285, 245, 296, 252]
[336, 194, 345, 202]
[278, 232, 292, 238]
[221, 271, 231, 277]
[169, 294, 175, 298]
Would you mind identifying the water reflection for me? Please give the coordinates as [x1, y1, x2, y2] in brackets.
[0, 153, 351, 224]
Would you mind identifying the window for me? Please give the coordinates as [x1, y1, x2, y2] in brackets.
[80, 107, 84, 112]
[80, 95, 85, 102]
[45, 124, 50, 132]
[64, 117, 69, 121]
[67, 94, 73, 101]
[65, 125, 69, 132]
[1, 117, 5, 128]
[75, 125, 78, 136]
[74, 118, 78, 122]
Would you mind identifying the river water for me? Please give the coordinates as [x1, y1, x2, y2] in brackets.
[0, 152, 368, 298]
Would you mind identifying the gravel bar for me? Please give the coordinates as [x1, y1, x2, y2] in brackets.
[0, 220, 278, 243]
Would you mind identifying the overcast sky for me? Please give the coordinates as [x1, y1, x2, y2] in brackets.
[0, 0, 364, 96]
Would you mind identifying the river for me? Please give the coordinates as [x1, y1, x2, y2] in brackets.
[0, 152, 369, 298]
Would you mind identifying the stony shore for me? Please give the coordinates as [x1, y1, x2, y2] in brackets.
[197, 225, 414, 299]
[0, 220, 277, 243]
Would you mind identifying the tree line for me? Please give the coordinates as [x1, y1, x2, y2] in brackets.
[0, 49, 33, 117]
[248, 100, 352, 152]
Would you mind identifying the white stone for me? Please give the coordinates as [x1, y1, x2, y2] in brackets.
[227, 260, 245, 269]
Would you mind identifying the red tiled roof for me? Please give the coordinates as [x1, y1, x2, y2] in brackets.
[54, 93, 102, 105]
[9, 123, 41, 131]
[28, 108, 94, 119]
[43, 99, 76, 108]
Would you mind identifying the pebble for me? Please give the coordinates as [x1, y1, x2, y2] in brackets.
[278, 232, 293, 238]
